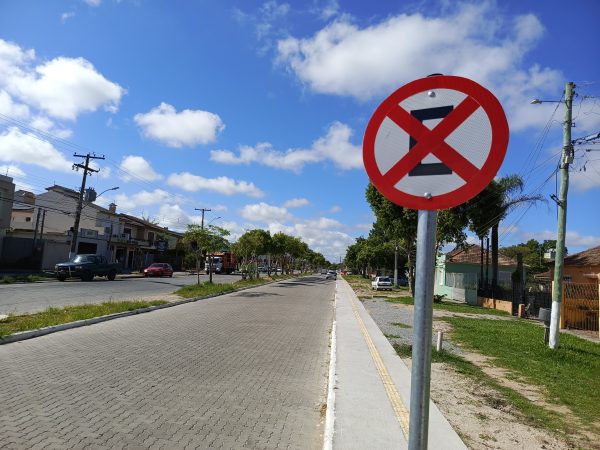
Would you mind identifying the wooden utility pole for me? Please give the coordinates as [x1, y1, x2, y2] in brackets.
[70, 153, 104, 257]
[195, 207, 211, 229]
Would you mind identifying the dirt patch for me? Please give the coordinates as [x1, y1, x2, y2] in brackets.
[428, 361, 576, 450]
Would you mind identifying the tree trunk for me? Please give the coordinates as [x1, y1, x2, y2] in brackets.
[491, 223, 499, 294]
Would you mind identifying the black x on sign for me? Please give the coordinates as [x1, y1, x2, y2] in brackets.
[363, 75, 509, 210]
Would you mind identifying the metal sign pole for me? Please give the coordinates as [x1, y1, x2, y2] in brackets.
[408, 208, 438, 450]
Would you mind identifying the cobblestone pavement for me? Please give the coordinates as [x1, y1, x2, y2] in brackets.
[0, 276, 334, 449]
[362, 297, 464, 354]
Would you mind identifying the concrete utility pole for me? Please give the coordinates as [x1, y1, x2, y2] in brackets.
[70, 153, 104, 257]
[195, 208, 211, 229]
[549, 82, 575, 349]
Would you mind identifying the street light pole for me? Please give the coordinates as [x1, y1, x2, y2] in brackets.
[549, 82, 575, 349]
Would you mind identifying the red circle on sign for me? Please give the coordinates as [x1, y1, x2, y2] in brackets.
[363, 75, 509, 210]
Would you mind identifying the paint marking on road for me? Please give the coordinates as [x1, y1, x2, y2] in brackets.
[348, 290, 410, 438]
[322, 288, 337, 450]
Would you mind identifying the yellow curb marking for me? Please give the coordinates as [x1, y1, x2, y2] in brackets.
[349, 292, 410, 438]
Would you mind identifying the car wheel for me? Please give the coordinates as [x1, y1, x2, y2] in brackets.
[107, 270, 116, 281]
[81, 272, 93, 282]
[169, 273, 173, 278]
[57, 274, 67, 282]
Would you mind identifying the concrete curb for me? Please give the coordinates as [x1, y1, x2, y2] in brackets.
[0, 276, 298, 346]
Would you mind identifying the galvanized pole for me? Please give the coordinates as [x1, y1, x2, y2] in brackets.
[549, 82, 575, 349]
[394, 244, 398, 287]
[408, 209, 438, 450]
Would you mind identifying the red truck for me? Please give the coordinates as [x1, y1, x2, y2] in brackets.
[205, 251, 237, 274]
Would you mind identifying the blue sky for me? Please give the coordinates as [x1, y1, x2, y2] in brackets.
[0, 0, 599, 262]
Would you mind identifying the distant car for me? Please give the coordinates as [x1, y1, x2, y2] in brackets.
[144, 263, 173, 278]
[397, 276, 408, 286]
[371, 276, 393, 291]
[326, 270, 337, 280]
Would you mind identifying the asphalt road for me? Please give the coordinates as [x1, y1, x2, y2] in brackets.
[0, 273, 241, 315]
[0, 276, 335, 449]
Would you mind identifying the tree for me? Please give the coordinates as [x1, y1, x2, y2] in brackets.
[469, 175, 544, 291]
[231, 229, 272, 279]
[365, 183, 469, 295]
[183, 224, 230, 284]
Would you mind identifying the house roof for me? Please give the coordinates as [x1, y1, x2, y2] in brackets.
[563, 246, 600, 266]
[446, 244, 517, 267]
[119, 213, 183, 237]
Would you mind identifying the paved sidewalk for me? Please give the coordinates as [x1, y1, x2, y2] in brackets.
[329, 277, 466, 450]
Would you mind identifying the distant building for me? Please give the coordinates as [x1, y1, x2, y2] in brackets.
[548, 246, 600, 284]
[0, 175, 16, 256]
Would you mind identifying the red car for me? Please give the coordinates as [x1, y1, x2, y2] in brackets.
[143, 263, 174, 277]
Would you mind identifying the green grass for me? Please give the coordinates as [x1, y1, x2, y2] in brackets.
[384, 333, 402, 339]
[442, 316, 600, 425]
[385, 297, 510, 316]
[390, 322, 411, 329]
[392, 343, 573, 435]
[0, 300, 167, 338]
[0, 274, 52, 284]
[175, 274, 295, 299]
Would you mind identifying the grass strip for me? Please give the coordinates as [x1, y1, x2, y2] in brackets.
[1, 274, 53, 284]
[385, 297, 510, 316]
[392, 343, 572, 435]
[0, 300, 167, 337]
[175, 274, 296, 299]
[441, 316, 600, 426]
[390, 322, 412, 329]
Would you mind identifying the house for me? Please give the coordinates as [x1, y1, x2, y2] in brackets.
[550, 246, 600, 284]
[112, 212, 182, 271]
[0, 175, 16, 256]
[3, 184, 182, 271]
[435, 244, 519, 304]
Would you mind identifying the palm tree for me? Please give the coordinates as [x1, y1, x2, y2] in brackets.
[468, 175, 544, 292]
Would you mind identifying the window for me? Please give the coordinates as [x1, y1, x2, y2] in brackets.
[148, 232, 155, 244]
[25, 217, 31, 222]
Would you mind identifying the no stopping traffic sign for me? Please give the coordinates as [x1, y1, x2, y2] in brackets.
[363, 75, 509, 210]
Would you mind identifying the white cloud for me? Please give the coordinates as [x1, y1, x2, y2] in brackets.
[276, 4, 562, 131]
[119, 155, 163, 182]
[167, 172, 264, 198]
[283, 198, 310, 208]
[329, 205, 341, 213]
[156, 204, 196, 231]
[134, 103, 224, 148]
[316, 0, 340, 20]
[9, 56, 125, 120]
[29, 115, 73, 139]
[61, 12, 76, 23]
[115, 189, 175, 211]
[0, 90, 29, 119]
[522, 229, 600, 251]
[84, 0, 101, 6]
[211, 121, 361, 172]
[0, 127, 72, 172]
[240, 202, 292, 223]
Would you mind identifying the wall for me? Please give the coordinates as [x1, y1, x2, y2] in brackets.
[41, 240, 70, 269]
[0, 175, 15, 229]
[478, 296, 513, 314]
[562, 265, 600, 284]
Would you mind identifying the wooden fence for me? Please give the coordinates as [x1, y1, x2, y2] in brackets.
[560, 282, 599, 336]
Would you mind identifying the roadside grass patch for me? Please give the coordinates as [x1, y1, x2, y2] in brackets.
[390, 322, 411, 329]
[392, 343, 572, 436]
[442, 316, 600, 427]
[175, 274, 297, 299]
[0, 300, 167, 338]
[384, 333, 402, 339]
[385, 297, 510, 316]
[0, 273, 53, 284]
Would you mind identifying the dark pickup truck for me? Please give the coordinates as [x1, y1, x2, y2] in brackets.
[55, 254, 120, 282]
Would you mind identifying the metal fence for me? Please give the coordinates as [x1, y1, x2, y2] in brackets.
[524, 281, 552, 317]
[562, 282, 599, 332]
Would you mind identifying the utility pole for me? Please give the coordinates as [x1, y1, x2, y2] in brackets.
[549, 82, 575, 349]
[70, 153, 104, 257]
[195, 207, 211, 229]
[32, 207, 41, 251]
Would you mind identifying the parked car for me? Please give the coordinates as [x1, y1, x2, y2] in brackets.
[326, 270, 337, 280]
[144, 263, 174, 278]
[371, 276, 393, 291]
[55, 254, 120, 282]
